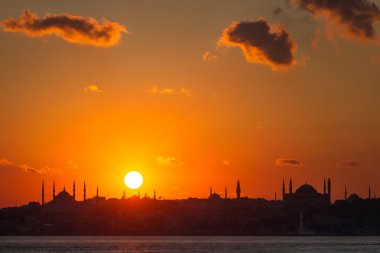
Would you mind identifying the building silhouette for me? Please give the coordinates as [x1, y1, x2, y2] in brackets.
[282, 178, 331, 206]
[236, 179, 241, 199]
[1, 176, 377, 236]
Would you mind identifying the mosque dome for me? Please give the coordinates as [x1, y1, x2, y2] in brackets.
[208, 193, 222, 200]
[296, 184, 318, 194]
[55, 191, 73, 201]
[51, 188, 75, 205]
[347, 194, 360, 202]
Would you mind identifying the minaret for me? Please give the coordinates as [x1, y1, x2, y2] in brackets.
[327, 178, 331, 203]
[73, 181, 76, 200]
[289, 178, 293, 194]
[344, 186, 347, 200]
[236, 179, 241, 199]
[122, 190, 126, 200]
[96, 185, 99, 198]
[83, 181, 86, 201]
[209, 187, 212, 196]
[153, 190, 156, 200]
[42, 181, 45, 206]
[53, 181, 56, 199]
[225, 187, 227, 199]
[63, 185, 66, 192]
[282, 179, 285, 200]
[369, 186, 372, 199]
[323, 178, 326, 195]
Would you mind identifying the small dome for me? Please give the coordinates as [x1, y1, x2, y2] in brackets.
[208, 193, 222, 200]
[347, 193, 360, 202]
[296, 184, 317, 194]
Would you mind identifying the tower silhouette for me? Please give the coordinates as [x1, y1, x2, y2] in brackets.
[73, 181, 76, 200]
[289, 178, 293, 194]
[345, 186, 347, 200]
[96, 185, 99, 198]
[153, 190, 156, 200]
[42, 181, 45, 206]
[236, 179, 241, 199]
[83, 181, 86, 201]
[53, 181, 56, 199]
[282, 179, 285, 200]
[225, 187, 228, 199]
[327, 178, 331, 203]
[369, 186, 372, 199]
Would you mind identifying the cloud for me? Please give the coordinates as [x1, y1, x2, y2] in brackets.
[84, 84, 102, 93]
[146, 85, 175, 95]
[311, 28, 322, 48]
[156, 156, 184, 167]
[339, 160, 360, 166]
[202, 51, 218, 62]
[221, 160, 230, 166]
[0, 158, 59, 174]
[274, 159, 303, 167]
[145, 85, 194, 96]
[0, 159, 14, 167]
[180, 88, 194, 96]
[290, 0, 380, 43]
[2, 9, 127, 47]
[218, 18, 297, 70]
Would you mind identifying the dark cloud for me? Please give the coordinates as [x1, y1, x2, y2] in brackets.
[2, 10, 127, 47]
[273, 7, 284, 16]
[290, 0, 380, 42]
[275, 159, 303, 167]
[339, 160, 360, 166]
[218, 18, 297, 70]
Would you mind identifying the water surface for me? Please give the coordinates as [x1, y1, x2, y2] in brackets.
[1, 236, 380, 253]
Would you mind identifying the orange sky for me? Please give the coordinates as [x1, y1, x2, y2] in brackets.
[0, 0, 380, 207]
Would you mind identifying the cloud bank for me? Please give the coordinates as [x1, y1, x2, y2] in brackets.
[2, 10, 127, 47]
[0, 159, 58, 174]
[290, 0, 380, 42]
[274, 158, 303, 167]
[146, 85, 194, 96]
[218, 18, 297, 70]
[146, 85, 175, 95]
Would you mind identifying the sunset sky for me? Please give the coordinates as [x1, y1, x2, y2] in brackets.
[1, 0, 380, 207]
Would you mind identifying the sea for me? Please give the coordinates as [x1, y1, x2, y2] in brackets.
[0, 236, 380, 253]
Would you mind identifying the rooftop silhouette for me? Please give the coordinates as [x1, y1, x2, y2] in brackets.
[1, 178, 379, 236]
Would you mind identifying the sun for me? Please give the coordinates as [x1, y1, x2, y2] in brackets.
[124, 171, 143, 189]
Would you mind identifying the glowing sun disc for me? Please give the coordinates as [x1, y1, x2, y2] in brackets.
[124, 171, 143, 189]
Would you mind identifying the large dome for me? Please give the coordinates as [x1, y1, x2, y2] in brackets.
[52, 189, 75, 204]
[296, 184, 317, 194]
